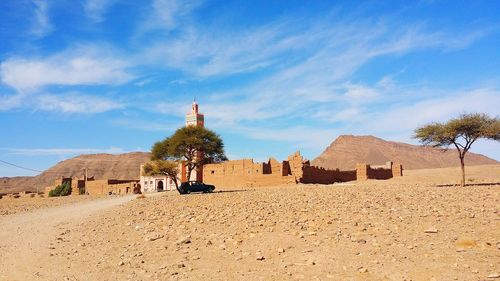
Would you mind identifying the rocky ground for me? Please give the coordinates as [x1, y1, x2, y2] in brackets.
[0, 165, 499, 281]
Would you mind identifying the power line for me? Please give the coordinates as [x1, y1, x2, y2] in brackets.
[0, 159, 117, 174]
[0, 159, 43, 173]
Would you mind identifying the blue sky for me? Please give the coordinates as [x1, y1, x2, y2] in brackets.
[1, 0, 499, 177]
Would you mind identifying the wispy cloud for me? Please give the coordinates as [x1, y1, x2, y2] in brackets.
[363, 87, 500, 136]
[31, 0, 53, 38]
[35, 93, 124, 114]
[135, 0, 203, 36]
[84, 0, 118, 23]
[0, 45, 134, 91]
[0, 93, 24, 111]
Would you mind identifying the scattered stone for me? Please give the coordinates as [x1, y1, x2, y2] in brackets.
[278, 248, 285, 253]
[145, 233, 164, 242]
[424, 228, 438, 233]
[488, 273, 500, 279]
[176, 236, 191, 245]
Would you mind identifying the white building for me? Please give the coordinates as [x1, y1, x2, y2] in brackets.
[139, 168, 179, 192]
[139, 101, 205, 193]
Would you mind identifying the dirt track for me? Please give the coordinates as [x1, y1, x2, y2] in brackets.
[0, 195, 136, 281]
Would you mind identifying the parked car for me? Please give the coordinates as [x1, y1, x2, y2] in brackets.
[178, 181, 215, 194]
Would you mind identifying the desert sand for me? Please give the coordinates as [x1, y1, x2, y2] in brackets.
[0, 165, 499, 281]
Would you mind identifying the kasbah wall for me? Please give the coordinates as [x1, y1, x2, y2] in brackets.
[44, 177, 139, 196]
[203, 151, 403, 189]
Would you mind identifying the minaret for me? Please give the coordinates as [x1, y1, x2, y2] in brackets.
[184, 100, 204, 182]
[185, 100, 204, 128]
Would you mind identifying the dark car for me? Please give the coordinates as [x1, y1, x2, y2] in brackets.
[178, 181, 215, 194]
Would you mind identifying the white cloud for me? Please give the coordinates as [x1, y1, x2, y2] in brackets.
[31, 0, 53, 38]
[236, 125, 338, 148]
[343, 83, 379, 100]
[84, 0, 117, 22]
[0, 93, 24, 111]
[365, 88, 500, 135]
[0, 45, 134, 91]
[135, 0, 203, 35]
[35, 93, 124, 114]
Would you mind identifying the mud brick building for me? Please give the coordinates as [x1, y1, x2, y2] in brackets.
[203, 151, 403, 189]
[45, 177, 139, 196]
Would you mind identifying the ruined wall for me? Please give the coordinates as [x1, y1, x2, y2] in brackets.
[302, 166, 335, 184]
[356, 163, 402, 181]
[392, 163, 403, 177]
[302, 166, 357, 184]
[45, 177, 72, 195]
[204, 151, 360, 188]
[204, 152, 402, 188]
[203, 158, 295, 188]
[334, 169, 357, 182]
[356, 164, 370, 181]
[368, 167, 393, 180]
[85, 179, 138, 195]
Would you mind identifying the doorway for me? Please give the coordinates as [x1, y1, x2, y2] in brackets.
[156, 180, 164, 192]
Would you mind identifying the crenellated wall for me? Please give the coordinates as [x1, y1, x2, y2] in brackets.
[203, 151, 398, 189]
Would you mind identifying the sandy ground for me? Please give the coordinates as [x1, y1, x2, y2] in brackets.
[0, 165, 499, 281]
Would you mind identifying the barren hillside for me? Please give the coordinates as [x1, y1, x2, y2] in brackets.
[312, 135, 498, 170]
[0, 152, 150, 193]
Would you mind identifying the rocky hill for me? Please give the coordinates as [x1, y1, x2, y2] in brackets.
[312, 135, 498, 170]
[0, 152, 150, 193]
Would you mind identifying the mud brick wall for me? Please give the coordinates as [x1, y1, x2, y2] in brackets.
[85, 180, 110, 195]
[204, 152, 402, 188]
[368, 167, 393, 180]
[332, 169, 357, 182]
[302, 166, 336, 184]
[356, 163, 402, 181]
[392, 163, 403, 177]
[85, 179, 138, 195]
[356, 164, 369, 181]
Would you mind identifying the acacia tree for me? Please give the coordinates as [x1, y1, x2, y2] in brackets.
[414, 113, 499, 186]
[151, 126, 227, 182]
[142, 160, 180, 190]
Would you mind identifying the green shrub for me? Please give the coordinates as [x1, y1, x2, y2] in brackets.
[48, 182, 72, 197]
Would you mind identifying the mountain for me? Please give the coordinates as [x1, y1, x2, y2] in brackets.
[312, 135, 498, 170]
[0, 152, 150, 193]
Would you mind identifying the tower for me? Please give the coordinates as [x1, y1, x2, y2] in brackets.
[184, 100, 204, 182]
[185, 100, 204, 128]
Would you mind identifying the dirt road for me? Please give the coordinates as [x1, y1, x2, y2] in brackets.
[0, 195, 137, 281]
